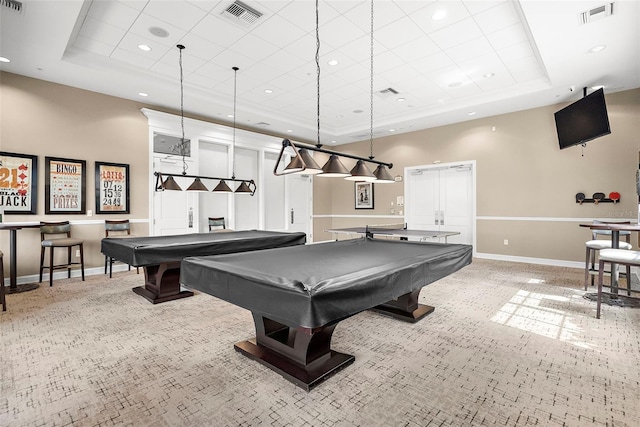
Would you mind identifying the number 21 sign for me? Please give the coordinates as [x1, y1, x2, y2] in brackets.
[95, 162, 130, 214]
[0, 151, 38, 214]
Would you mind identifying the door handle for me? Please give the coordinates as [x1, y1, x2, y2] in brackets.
[435, 210, 439, 225]
[290, 208, 294, 224]
[441, 210, 444, 225]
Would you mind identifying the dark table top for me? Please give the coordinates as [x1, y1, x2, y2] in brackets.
[579, 223, 640, 232]
[181, 237, 473, 329]
[101, 230, 307, 266]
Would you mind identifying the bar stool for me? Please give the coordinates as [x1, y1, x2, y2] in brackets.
[584, 220, 632, 290]
[1, 250, 5, 311]
[208, 217, 226, 231]
[39, 221, 85, 287]
[104, 219, 138, 278]
[596, 249, 640, 318]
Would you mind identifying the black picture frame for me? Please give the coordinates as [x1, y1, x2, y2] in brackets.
[45, 156, 86, 214]
[0, 151, 38, 214]
[354, 181, 374, 209]
[95, 162, 130, 214]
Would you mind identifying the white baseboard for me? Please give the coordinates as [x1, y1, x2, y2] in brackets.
[4, 263, 136, 286]
[474, 252, 583, 269]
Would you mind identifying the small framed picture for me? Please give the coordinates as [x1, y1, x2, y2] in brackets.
[95, 162, 130, 214]
[0, 151, 38, 214]
[355, 181, 374, 209]
[45, 156, 86, 214]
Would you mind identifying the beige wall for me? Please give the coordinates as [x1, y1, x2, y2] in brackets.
[1, 72, 151, 277]
[1, 71, 639, 280]
[314, 88, 640, 263]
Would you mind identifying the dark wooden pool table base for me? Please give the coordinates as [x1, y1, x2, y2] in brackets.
[133, 262, 193, 304]
[235, 288, 431, 391]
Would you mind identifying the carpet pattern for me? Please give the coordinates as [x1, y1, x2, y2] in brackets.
[1, 259, 639, 426]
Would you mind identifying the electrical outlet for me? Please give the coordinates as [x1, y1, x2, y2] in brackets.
[503, 239, 509, 246]
[75, 249, 80, 257]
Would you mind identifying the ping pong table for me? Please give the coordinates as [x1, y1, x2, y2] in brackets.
[326, 225, 460, 243]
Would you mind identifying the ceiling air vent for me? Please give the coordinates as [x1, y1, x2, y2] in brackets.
[376, 87, 400, 100]
[578, 2, 614, 25]
[255, 121, 270, 127]
[221, 1, 263, 26]
[1, 0, 23, 13]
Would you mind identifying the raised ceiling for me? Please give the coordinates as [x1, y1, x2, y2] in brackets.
[1, 0, 638, 145]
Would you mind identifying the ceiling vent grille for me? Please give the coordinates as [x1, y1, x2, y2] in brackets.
[376, 87, 400, 100]
[578, 2, 614, 25]
[1, 0, 23, 13]
[222, 1, 263, 26]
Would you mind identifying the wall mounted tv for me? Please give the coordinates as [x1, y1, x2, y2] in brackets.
[554, 87, 611, 150]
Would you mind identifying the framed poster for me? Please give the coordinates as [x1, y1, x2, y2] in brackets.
[0, 151, 38, 214]
[355, 181, 374, 209]
[45, 156, 86, 214]
[95, 162, 130, 214]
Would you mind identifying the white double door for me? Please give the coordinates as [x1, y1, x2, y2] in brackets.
[405, 162, 474, 245]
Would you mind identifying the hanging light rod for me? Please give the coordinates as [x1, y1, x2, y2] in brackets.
[273, 139, 393, 178]
[154, 171, 256, 196]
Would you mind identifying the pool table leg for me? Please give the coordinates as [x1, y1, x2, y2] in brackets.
[234, 314, 355, 391]
[371, 288, 434, 323]
[132, 262, 194, 304]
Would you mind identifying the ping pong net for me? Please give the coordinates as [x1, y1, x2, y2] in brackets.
[362, 223, 407, 235]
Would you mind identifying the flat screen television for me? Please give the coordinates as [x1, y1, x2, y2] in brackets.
[554, 88, 611, 149]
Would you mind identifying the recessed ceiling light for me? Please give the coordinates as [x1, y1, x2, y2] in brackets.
[328, 59, 339, 66]
[448, 81, 462, 88]
[467, 111, 476, 116]
[0, 56, 10, 63]
[396, 97, 406, 102]
[591, 85, 605, 90]
[389, 129, 396, 132]
[331, 140, 336, 144]
[483, 73, 495, 79]
[432, 10, 447, 20]
[336, 114, 343, 119]
[149, 26, 169, 38]
[227, 114, 234, 118]
[138, 44, 152, 52]
[138, 92, 148, 97]
[264, 89, 273, 94]
[287, 129, 293, 133]
[589, 45, 606, 53]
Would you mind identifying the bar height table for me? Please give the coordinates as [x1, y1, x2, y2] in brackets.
[0, 222, 41, 293]
[579, 222, 640, 296]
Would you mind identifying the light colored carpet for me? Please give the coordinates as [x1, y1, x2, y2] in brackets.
[1, 259, 639, 426]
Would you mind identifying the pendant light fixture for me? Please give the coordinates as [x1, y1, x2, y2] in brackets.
[273, 0, 393, 180]
[155, 50, 256, 195]
[367, 0, 394, 184]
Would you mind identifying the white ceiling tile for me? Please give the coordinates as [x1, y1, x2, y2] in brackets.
[142, 0, 207, 31]
[227, 33, 279, 62]
[78, 16, 128, 47]
[88, 1, 140, 30]
[486, 23, 528, 51]
[394, 1, 435, 16]
[73, 36, 114, 56]
[498, 41, 536, 63]
[176, 33, 226, 62]
[429, 17, 483, 50]
[473, 1, 520, 35]
[375, 18, 425, 50]
[391, 36, 441, 62]
[250, 14, 307, 49]
[190, 14, 247, 46]
[117, 1, 148, 12]
[409, 51, 455, 74]
[210, 48, 255, 71]
[446, 37, 494, 63]
[259, 49, 308, 74]
[111, 47, 158, 69]
[128, 13, 188, 46]
[410, 1, 471, 34]
[186, 0, 221, 13]
[462, 0, 505, 15]
[319, 16, 367, 50]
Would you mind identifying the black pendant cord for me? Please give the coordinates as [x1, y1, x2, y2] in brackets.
[231, 66, 239, 180]
[369, 0, 374, 160]
[315, 0, 322, 149]
[177, 44, 187, 175]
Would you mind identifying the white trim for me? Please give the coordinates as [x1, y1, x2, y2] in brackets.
[478, 216, 637, 222]
[0, 219, 150, 227]
[474, 252, 583, 269]
[313, 214, 403, 219]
